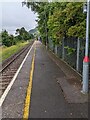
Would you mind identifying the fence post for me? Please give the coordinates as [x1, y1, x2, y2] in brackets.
[62, 37, 65, 60]
[55, 45, 57, 54]
[76, 38, 80, 71]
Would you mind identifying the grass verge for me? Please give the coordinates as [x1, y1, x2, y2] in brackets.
[0, 41, 30, 62]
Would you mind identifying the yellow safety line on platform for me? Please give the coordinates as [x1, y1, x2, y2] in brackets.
[23, 43, 36, 119]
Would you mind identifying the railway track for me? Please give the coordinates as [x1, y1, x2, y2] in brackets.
[0, 41, 34, 97]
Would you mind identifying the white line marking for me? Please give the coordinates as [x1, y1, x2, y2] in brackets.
[0, 41, 36, 107]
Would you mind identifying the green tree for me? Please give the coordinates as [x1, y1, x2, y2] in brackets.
[64, 3, 86, 38]
[1, 30, 16, 47]
[16, 27, 31, 41]
[26, 2, 50, 44]
[25, 2, 86, 45]
[1, 30, 9, 46]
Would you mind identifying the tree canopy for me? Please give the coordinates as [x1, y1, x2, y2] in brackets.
[26, 2, 86, 45]
[1, 27, 34, 47]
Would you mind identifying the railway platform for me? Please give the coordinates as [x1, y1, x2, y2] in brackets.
[1, 41, 88, 119]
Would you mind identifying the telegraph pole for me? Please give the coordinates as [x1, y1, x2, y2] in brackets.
[82, 0, 90, 94]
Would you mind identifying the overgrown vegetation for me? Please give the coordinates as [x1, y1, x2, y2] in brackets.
[1, 27, 34, 47]
[0, 27, 34, 62]
[25, 2, 87, 45]
[0, 41, 29, 62]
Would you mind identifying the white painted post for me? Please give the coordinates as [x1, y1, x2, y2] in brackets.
[62, 37, 65, 60]
[55, 45, 57, 54]
[76, 38, 80, 71]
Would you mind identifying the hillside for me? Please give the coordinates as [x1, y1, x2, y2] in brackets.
[29, 28, 38, 35]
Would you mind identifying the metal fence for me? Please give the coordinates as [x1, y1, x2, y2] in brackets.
[48, 37, 90, 75]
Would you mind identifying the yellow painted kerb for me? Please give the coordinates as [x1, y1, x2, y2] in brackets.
[23, 43, 36, 119]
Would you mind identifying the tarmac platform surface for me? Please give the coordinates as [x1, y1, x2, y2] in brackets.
[1, 41, 88, 119]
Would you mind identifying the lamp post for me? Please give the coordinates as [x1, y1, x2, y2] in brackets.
[82, 0, 90, 94]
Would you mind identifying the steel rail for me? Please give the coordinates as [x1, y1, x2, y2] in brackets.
[0, 41, 34, 73]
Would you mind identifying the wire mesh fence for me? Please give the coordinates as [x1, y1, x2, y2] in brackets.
[48, 37, 90, 76]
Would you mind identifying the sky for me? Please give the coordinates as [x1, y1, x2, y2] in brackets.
[0, 0, 37, 35]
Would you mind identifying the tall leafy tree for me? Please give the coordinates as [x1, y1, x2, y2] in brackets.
[1, 30, 16, 47]
[16, 27, 31, 41]
[25, 2, 86, 45]
[26, 2, 50, 44]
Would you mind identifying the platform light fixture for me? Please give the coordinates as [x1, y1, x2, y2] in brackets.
[83, 3, 87, 13]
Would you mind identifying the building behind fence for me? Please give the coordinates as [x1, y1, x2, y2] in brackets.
[48, 37, 90, 77]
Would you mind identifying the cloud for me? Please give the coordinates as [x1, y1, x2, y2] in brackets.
[0, 0, 23, 3]
[1, 2, 37, 34]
